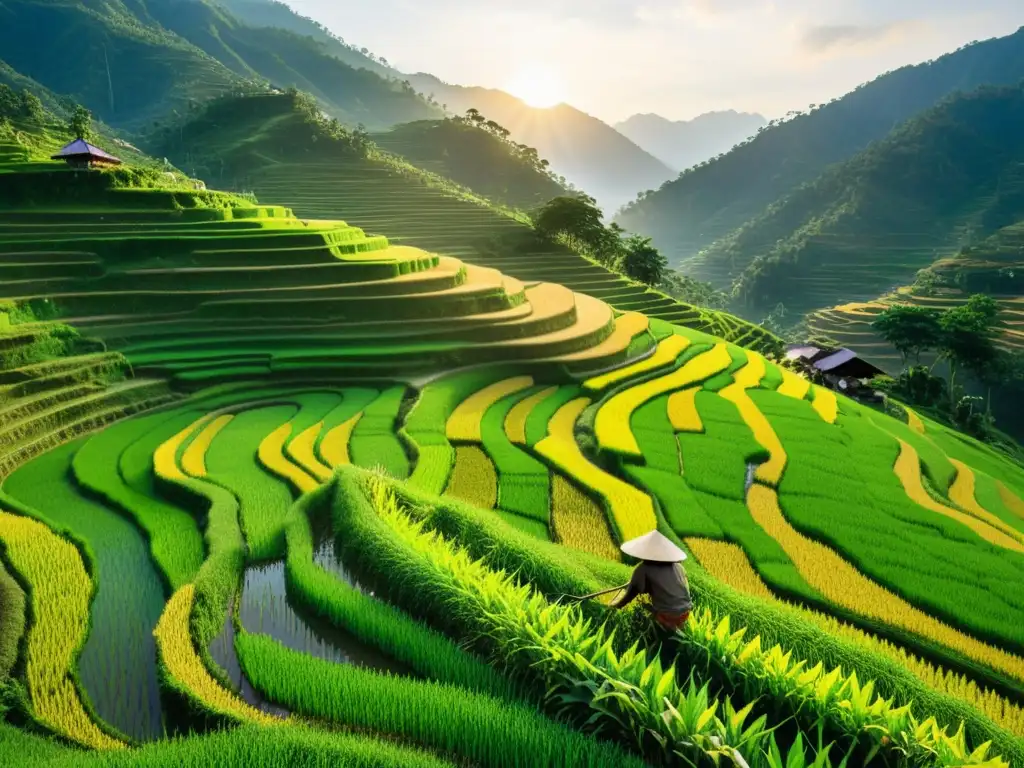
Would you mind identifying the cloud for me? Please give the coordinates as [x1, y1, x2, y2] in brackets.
[800, 20, 921, 53]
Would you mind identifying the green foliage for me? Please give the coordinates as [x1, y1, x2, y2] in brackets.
[286, 485, 514, 700]
[532, 194, 619, 262]
[0, 720, 460, 767]
[68, 104, 91, 140]
[374, 116, 567, 209]
[616, 234, 668, 286]
[872, 306, 944, 366]
[660, 270, 729, 309]
[237, 632, 639, 768]
[0, 560, 25, 682]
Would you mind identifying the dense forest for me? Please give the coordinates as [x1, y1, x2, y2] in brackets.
[0, 0, 437, 130]
[616, 26, 1024, 260]
[704, 83, 1024, 314]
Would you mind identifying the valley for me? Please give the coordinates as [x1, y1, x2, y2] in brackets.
[0, 2, 1023, 767]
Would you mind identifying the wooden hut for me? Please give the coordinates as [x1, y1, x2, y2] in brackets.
[50, 138, 122, 168]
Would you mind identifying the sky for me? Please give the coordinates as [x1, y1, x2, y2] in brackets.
[282, 0, 1024, 124]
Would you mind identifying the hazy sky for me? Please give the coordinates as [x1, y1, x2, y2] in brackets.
[282, 0, 1024, 123]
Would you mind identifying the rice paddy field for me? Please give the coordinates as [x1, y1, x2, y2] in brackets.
[2, 151, 1024, 766]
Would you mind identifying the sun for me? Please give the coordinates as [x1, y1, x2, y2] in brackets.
[505, 67, 565, 109]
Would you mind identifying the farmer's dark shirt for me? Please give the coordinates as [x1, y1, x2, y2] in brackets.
[619, 562, 692, 613]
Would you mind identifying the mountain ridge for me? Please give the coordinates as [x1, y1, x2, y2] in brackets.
[615, 110, 767, 171]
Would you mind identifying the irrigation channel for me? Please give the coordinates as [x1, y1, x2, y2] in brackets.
[212, 525, 412, 711]
[2, 440, 166, 741]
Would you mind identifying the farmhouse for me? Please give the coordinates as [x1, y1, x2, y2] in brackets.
[50, 138, 123, 168]
[785, 344, 886, 394]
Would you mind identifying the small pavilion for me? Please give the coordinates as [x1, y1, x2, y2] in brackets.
[50, 138, 122, 168]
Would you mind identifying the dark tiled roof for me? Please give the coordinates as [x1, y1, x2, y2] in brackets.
[51, 138, 122, 163]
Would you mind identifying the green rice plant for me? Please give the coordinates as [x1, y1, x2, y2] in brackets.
[0, 720, 459, 768]
[378, 471, 1024, 764]
[349, 386, 411, 479]
[237, 632, 645, 768]
[479, 385, 551, 522]
[334, 471, 766, 766]
[204, 405, 299, 561]
[71, 411, 204, 590]
[0, 558, 24, 681]
[523, 385, 582, 446]
[284, 485, 515, 700]
[3, 441, 168, 742]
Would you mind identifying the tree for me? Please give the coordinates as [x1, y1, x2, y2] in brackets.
[871, 305, 943, 366]
[937, 295, 1002, 408]
[69, 104, 92, 139]
[19, 91, 43, 121]
[532, 195, 615, 260]
[617, 235, 667, 286]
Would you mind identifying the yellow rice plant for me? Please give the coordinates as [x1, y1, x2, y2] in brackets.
[551, 474, 620, 561]
[287, 421, 333, 482]
[180, 415, 233, 478]
[689, 534, 1024, 737]
[318, 412, 362, 468]
[444, 445, 498, 509]
[746, 484, 1024, 682]
[583, 334, 689, 393]
[685, 537, 774, 600]
[154, 585, 279, 725]
[595, 343, 732, 456]
[949, 459, 1024, 542]
[998, 483, 1024, 522]
[536, 397, 657, 542]
[504, 386, 558, 445]
[258, 423, 319, 495]
[776, 367, 811, 400]
[811, 386, 838, 424]
[720, 351, 787, 485]
[667, 387, 702, 433]
[0, 510, 125, 750]
[906, 408, 926, 434]
[894, 441, 1024, 552]
[446, 376, 534, 443]
[154, 413, 215, 483]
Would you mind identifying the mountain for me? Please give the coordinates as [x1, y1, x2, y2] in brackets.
[371, 118, 568, 210]
[0, 0, 438, 130]
[615, 111, 766, 171]
[407, 74, 675, 214]
[691, 83, 1024, 317]
[616, 26, 1024, 260]
[213, 0, 398, 77]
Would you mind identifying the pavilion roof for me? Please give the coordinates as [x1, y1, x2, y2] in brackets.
[50, 138, 122, 164]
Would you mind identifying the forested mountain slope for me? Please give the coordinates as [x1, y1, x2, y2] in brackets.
[0, 0, 438, 131]
[407, 74, 675, 213]
[616, 26, 1024, 260]
[371, 119, 568, 210]
[213, 0, 397, 77]
[615, 111, 766, 171]
[696, 83, 1024, 317]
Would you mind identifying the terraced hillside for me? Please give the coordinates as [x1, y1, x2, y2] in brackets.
[3, 316, 1024, 764]
[3, 131, 1024, 766]
[153, 93, 780, 355]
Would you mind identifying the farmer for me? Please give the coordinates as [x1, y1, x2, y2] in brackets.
[609, 530, 692, 632]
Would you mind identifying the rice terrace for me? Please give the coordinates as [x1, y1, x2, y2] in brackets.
[2, 3, 1024, 767]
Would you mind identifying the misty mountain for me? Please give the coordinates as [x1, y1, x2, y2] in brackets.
[408, 73, 675, 214]
[616, 26, 1024, 261]
[615, 111, 766, 171]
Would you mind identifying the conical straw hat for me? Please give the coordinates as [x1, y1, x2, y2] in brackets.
[620, 530, 687, 563]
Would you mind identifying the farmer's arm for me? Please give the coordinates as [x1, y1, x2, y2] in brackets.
[609, 566, 645, 609]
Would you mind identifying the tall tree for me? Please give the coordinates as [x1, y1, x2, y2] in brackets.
[69, 104, 92, 139]
[871, 305, 944, 366]
[937, 295, 1002, 407]
[533, 195, 618, 261]
[618, 235, 668, 286]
